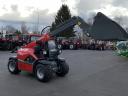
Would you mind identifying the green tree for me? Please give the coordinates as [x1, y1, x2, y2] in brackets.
[50, 4, 74, 37]
[14, 30, 21, 35]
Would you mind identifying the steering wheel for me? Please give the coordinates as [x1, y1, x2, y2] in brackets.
[41, 26, 51, 35]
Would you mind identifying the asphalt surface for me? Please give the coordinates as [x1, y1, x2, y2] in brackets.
[0, 50, 128, 96]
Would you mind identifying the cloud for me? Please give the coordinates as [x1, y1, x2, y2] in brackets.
[0, 6, 54, 24]
[113, 16, 128, 28]
[11, 5, 18, 12]
[0, 10, 21, 21]
[0, 0, 128, 30]
[74, 0, 113, 22]
[74, 0, 128, 28]
[112, 0, 128, 8]
[77, 0, 112, 12]
[25, 9, 55, 25]
[94, 5, 128, 17]
[0, 4, 55, 32]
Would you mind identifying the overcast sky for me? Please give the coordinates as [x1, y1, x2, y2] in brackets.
[0, 0, 128, 27]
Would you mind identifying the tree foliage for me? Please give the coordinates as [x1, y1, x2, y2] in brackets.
[14, 30, 21, 35]
[50, 4, 74, 37]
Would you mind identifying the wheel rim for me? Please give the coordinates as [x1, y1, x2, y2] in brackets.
[37, 68, 44, 79]
[9, 61, 15, 72]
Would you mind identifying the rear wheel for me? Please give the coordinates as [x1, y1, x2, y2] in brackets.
[56, 62, 69, 77]
[8, 59, 20, 74]
[35, 64, 53, 82]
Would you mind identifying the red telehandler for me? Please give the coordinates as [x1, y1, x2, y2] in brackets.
[8, 33, 69, 82]
[7, 16, 89, 82]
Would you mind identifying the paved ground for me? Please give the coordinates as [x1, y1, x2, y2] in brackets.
[0, 50, 128, 96]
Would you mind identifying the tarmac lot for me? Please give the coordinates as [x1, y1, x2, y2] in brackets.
[0, 50, 128, 96]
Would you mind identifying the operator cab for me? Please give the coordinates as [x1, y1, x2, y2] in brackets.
[47, 40, 58, 59]
[43, 40, 59, 60]
[48, 40, 57, 51]
[35, 39, 60, 60]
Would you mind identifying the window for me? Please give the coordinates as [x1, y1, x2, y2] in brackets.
[48, 40, 56, 50]
[30, 36, 40, 42]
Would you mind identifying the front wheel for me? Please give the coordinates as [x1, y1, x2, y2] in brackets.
[35, 64, 53, 82]
[56, 62, 69, 77]
[8, 59, 20, 74]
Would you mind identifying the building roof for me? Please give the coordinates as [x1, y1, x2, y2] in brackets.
[89, 12, 128, 41]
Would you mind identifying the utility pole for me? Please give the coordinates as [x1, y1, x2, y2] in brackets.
[33, 8, 39, 33]
[61, 0, 67, 3]
[37, 8, 39, 33]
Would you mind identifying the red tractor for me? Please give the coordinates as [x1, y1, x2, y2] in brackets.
[0, 33, 24, 50]
[0, 34, 16, 50]
[8, 33, 69, 82]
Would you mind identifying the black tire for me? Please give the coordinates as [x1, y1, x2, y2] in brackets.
[35, 64, 53, 82]
[8, 59, 20, 74]
[56, 62, 69, 77]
